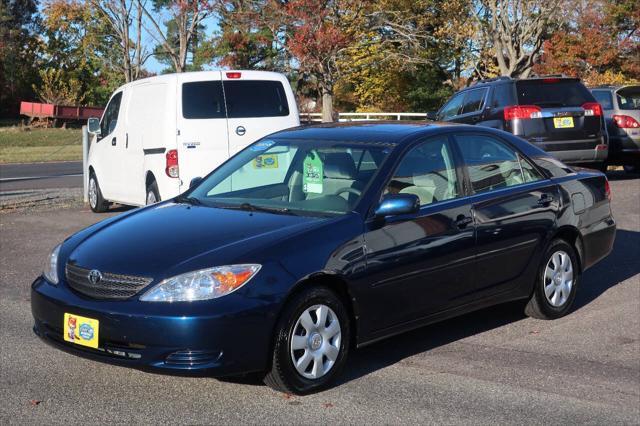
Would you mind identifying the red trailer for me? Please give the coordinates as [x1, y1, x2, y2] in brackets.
[20, 101, 104, 121]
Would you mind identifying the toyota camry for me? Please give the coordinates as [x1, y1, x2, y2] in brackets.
[32, 123, 616, 394]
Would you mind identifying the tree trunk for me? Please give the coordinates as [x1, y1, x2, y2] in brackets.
[321, 90, 334, 123]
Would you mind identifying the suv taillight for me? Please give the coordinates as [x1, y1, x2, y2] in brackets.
[504, 105, 542, 120]
[613, 114, 640, 128]
[582, 102, 603, 117]
[166, 149, 179, 178]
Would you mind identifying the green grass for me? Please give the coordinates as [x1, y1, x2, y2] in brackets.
[0, 127, 82, 163]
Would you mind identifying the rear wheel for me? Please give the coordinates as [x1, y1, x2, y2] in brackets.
[146, 181, 160, 205]
[88, 173, 109, 213]
[525, 239, 580, 320]
[264, 286, 350, 394]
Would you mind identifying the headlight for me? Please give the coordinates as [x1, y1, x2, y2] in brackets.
[139, 264, 261, 302]
[43, 244, 61, 285]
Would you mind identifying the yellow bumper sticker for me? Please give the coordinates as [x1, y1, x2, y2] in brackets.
[253, 154, 279, 169]
[63, 313, 99, 349]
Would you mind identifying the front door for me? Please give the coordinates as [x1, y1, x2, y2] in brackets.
[94, 90, 124, 201]
[361, 135, 476, 333]
[452, 132, 559, 299]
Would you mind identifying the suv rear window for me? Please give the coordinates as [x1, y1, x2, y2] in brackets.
[516, 79, 593, 107]
[224, 80, 290, 118]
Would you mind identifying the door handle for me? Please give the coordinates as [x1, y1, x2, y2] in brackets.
[536, 194, 553, 206]
[471, 115, 480, 123]
[454, 215, 473, 228]
[125, 133, 128, 149]
[111, 137, 116, 146]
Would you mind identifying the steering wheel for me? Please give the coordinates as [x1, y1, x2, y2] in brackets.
[334, 187, 362, 197]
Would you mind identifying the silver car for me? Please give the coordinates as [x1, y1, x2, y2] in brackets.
[591, 85, 640, 172]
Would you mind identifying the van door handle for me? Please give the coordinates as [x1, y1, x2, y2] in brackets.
[125, 133, 128, 149]
[454, 215, 473, 228]
[111, 137, 116, 146]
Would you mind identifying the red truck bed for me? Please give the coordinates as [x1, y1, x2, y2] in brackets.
[20, 101, 104, 120]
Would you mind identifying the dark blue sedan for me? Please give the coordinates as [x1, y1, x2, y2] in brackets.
[32, 123, 616, 394]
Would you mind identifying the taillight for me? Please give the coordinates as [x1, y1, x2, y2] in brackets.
[582, 102, 602, 117]
[504, 105, 542, 120]
[604, 179, 611, 201]
[613, 114, 640, 128]
[166, 149, 179, 178]
[226, 72, 241, 79]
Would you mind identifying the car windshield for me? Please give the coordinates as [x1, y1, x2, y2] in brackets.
[188, 138, 392, 216]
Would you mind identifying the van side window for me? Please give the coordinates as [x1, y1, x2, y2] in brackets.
[182, 81, 226, 119]
[461, 88, 487, 114]
[439, 92, 465, 120]
[455, 134, 528, 193]
[224, 81, 290, 118]
[385, 136, 460, 206]
[101, 91, 122, 137]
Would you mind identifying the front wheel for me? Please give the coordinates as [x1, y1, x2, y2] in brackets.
[525, 239, 580, 320]
[264, 286, 350, 394]
[88, 173, 109, 213]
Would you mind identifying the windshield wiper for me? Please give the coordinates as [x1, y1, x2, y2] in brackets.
[175, 194, 202, 206]
[219, 202, 297, 216]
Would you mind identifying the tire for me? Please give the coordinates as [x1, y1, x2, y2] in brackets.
[525, 239, 580, 320]
[88, 173, 109, 213]
[146, 181, 160, 205]
[264, 286, 350, 394]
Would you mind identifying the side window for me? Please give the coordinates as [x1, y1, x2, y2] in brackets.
[100, 91, 122, 137]
[491, 84, 514, 108]
[519, 154, 544, 183]
[385, 136, 460, 206]
[182, 81, 226, 119]
[439, 92, 465, 120]
[460, 88, 488, 114]
[592, 90, 613, 110]
[455, 134, 530, 193]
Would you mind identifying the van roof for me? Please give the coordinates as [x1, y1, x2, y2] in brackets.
[116, 70, 289, 91]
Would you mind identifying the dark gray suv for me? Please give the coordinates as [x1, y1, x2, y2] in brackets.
[430, 76, 607, 168]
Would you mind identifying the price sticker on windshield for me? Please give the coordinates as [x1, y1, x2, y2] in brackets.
[303, 152, 323, 194]
[253, 154, 279, 169]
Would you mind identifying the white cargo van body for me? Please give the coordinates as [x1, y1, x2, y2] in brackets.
[87, 70, 299, 211]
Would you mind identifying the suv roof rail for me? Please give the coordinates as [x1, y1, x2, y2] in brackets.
[473, 76, 512, 85]
[528, 73, 572, 79]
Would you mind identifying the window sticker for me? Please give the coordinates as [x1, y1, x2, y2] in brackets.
[250, 139, 275, 151]
[253, 154, 279, 169]
[303, 152, 323, 194]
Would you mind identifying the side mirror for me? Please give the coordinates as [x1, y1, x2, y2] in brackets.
[189, 177, 203, 189]
[374, 194, 420, 217]
[87, 117, 100, 134]
[426, 111, 438, 121]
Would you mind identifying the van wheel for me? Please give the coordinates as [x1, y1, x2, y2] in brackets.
[264, 286, 350, 395]
[146, 181, 160, 205]
[88, 173, 109, 213]
[525, 239, 580, 320]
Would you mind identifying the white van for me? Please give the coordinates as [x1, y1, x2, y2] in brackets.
[86, 70, 299, 212]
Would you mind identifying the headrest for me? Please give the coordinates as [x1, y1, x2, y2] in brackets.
[323, 152, 357, 180]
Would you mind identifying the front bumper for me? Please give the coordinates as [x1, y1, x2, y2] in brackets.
[31, 276, 281, 376]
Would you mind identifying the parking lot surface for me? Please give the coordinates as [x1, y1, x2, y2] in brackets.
[1, 173, 638, 424]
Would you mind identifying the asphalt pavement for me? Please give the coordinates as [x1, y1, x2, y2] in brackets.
[0, 173, 638, 424]
[0, 161, 82, 192]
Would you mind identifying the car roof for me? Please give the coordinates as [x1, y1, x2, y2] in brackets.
[268, 121, 465, 145]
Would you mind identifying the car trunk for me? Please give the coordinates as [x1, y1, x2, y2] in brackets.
[512, 79, 603, 150]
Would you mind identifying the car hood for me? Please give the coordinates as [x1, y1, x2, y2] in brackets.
[67, 201, 327, 279]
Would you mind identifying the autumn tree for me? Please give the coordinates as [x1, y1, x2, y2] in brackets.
[143, 0, 215, 72]
[474, 0, 559, 78]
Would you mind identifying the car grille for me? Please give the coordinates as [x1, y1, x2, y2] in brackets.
[65, 263, 153, 300]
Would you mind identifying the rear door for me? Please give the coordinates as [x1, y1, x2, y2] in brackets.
[512, 78, 603, 147]
[176, 72, 229, 192]
[223, 71, 299, 156]
[453, 132, 559, 299]
[454, 87, 489, 125]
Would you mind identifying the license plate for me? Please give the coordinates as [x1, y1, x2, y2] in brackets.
[63, 313, 99, 349]
[553, 117, 574, 128]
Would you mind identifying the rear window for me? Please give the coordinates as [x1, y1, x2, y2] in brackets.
[616, 87, 640, 110]
[224, 80, 290, 118]
[516, 79, 593, 107]
[182, 81, 226, 119]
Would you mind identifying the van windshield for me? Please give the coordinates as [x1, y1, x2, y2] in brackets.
[187, 139, 392, 216]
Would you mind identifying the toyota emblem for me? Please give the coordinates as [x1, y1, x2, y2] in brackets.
[88, 269, 103, 285]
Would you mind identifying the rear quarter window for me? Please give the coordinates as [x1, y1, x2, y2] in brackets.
[224, 80, 290, 118]
[516, 79, 594, 107]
